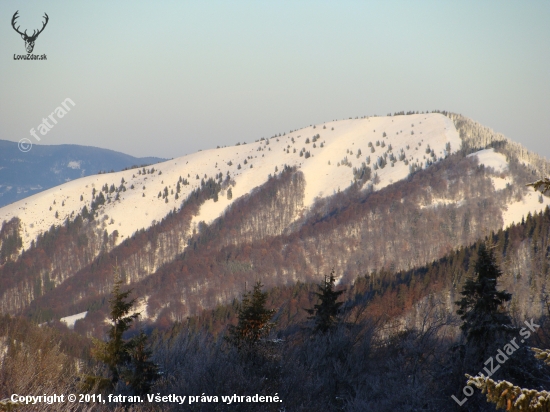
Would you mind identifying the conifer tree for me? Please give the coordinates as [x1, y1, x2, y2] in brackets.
[85, 265, 143, 393]
[455, 242, 513, 356]
[121, 330, 159, 396]
[306, 270, 345, 334]
[227, 281, 275, 350]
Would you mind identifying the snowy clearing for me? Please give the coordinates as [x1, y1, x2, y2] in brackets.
[60, 311, 87, 329]
[467, 148, 508, 173]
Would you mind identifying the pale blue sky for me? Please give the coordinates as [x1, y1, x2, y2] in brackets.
[1, 1, 549, 159]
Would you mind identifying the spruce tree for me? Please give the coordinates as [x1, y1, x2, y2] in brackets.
[306, 270, 345, 334]
[86, 265, 141, 392]
[121, 330, 159, 396]
[455, 242, 513, 356]
[227, 281, 275, 350]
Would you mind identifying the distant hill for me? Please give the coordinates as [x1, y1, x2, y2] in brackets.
[0, 140, 165, 207]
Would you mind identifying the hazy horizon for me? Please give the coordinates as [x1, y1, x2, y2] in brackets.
[1, 1, 549, 160]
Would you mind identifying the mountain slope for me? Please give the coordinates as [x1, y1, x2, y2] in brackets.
[1, 112, 549, 332]
[1, 113, 459, 251]
[0, 139, 165, 208]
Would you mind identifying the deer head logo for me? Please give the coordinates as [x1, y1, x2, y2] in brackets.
[11, 11, 49, 54]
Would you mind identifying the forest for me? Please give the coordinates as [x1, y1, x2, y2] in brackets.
[2, 204, 550, 411]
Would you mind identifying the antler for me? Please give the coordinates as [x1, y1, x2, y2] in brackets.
[29, 13, 49, 40]
[11, 11, 27, 37]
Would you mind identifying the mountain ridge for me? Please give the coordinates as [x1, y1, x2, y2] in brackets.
[0, 112, 460, 251]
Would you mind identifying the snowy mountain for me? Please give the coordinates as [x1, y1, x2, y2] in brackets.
[1, 112, 549, 330]
[1, 113, 460, 250]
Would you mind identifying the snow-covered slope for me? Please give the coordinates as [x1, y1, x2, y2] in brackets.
[0, 113, 461, 251]
[0, 139, 165, 208]
[468, 148, 508, 173]
[467, 148, 550, 227]
[503, 189, 550, 227]
[2, 113, 547, 254]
